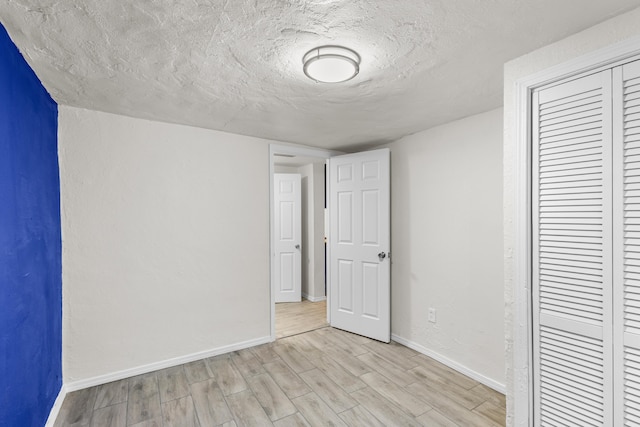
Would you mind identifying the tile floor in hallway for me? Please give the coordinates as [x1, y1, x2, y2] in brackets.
[53, 327, 506, 427]
[275, 299, 328, 339]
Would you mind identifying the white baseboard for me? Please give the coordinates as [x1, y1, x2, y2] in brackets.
[65, 335, 272, 392]
[391, 334, 506, 394]
[302, 293, 326, 302]
[45, 384, 67, 427]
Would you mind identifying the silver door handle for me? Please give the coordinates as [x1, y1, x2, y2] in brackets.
[378, 252, 386, 260]
[295, 244, 300, 250]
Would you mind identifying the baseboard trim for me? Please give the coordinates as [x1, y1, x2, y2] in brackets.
[65, 335, 272, 392]
[45, 384, 67, 427]
[302, 293, 326, 302]
[391, 334, 506, 394]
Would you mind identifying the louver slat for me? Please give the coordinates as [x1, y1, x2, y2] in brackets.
[533, 70, 611, 426]
[539, 328, 604, 426]
[626, 347, 640, 426]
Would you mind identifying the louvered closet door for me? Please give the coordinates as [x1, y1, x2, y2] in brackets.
[614, 59, 640, 427]
[532, 70, 613, 426]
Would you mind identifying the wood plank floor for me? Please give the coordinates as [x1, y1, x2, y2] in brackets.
[275, 300, 328, 339]
[54, 327, 506, 427]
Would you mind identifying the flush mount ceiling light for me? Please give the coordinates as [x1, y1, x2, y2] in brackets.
[303, 45, 361, 83]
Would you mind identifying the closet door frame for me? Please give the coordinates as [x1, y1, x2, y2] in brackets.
[512, 37, 640, 427]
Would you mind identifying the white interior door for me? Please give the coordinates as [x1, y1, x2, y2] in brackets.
[328, 148, 390, 342]
[274, 173, 302, 303]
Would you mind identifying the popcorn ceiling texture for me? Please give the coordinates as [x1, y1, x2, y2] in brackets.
[1, 0, 639, 150]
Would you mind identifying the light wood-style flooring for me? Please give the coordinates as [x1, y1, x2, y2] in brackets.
[54, 327, 506, 427]
[275, 299, 328, 339]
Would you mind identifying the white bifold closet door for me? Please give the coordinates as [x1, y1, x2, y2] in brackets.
[532, 70, 613, 426]
[614, 60, 640, 427]
[533, 58, 640, 426]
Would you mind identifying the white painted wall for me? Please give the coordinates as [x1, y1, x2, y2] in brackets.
[385, 108, 504, 389]
[504, 6, 640, 424]
[311, 162, 325, 300]
[58, 106, 273, 384]
[299, 163, 315, 300]
[273, 165, 299, 174]
[299, 162, 326, 301]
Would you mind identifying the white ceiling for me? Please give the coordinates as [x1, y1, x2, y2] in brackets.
[2, 0, 640, 151]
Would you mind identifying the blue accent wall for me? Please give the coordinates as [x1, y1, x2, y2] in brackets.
[0, 23, 62, 426]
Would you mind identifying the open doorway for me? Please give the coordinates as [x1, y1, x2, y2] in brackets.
[271, 146, 392, 343]
[269, 145, 337, 340]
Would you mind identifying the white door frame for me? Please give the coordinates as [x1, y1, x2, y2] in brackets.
[512, 36, 640, 426]
[269, 144, 342, 341]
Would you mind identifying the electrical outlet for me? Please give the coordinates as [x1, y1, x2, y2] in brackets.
[428, 308, 437, 323]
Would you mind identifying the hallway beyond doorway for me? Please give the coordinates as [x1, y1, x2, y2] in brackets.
[276, 299, 327, 339]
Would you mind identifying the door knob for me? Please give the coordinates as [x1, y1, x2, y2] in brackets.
[378, 252, 386, 260]
[295, 244, 300, 250]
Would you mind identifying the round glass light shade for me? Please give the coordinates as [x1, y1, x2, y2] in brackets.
[303, 46, 360, 83]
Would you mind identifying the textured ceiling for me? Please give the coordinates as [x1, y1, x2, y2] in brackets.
[2, 1, 640, 150]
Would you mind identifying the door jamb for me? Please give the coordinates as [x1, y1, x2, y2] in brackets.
[512, 35, 640, 426]
[269, 144, 341, 341]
